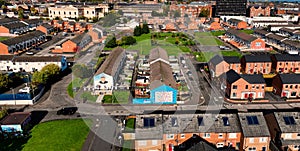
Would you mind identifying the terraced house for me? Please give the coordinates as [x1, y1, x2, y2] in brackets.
[241, 55, 272, 74]
[272, 74, 300, 98]
[0, 30, 46, 55]
[225, 70, 266, 100]
[271, 54, 300, 73]
[209, 55, 241, 78]
[0, 22, 28, 35]
[265, 112, 300, 151]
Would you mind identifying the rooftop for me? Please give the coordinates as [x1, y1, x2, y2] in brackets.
[95, 47, 125, 76]
[273, 54, 300, 61]
[149, 61, 177, 90]
[149, 47, 169, 64]
[2, 22, 27, 29]
[223, 56, 240, 64]
[238, 112, 270, 137]
[0, 112, 31, 125]
[135, 114, 163, 140]
[1, 30, 45, 46]
[70, 33, 92, 45]
[227, 29, 257, 42]
[243, 54, 271, 62]
[254, 28, 270, 35]
[266, 33, 286, 41]
[240, 74, 266, 84]
[278, 74, 300, 84]
[274, 112, 300, 133]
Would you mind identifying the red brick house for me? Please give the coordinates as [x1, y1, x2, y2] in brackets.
[241, 55, 272, 74]
[248, 5, 270, 17]
[52, 33, 92, 53]
[271, 54, 300, 74]
[225, 70, 266, 100]
[272, 74, 300, 98]
[36, 23, 54, 35]
[209, 55, 241, 78]
[227, 19, 248, 30]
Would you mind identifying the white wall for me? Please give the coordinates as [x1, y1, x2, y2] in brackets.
[0, 61, 62, 72]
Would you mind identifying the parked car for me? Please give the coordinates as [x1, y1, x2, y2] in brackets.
[35, 47, 43, 51]
[57, 107, 78, 115]
[19, 87, 31, 93]
[26, 51, 34, 55]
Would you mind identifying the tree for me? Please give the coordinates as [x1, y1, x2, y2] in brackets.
[0, 74, 11, 90]
[106, 37, 117, 48]
[32, 64, 60, 85]
[118, 10, 123, 16]
[133, 26, 142, 36]
[199, 9, 210, 17]
[122, 36, 136, 45]
[103, 13, 119, 27]
[72, 64, 91, 79]
[151, 10, 162, 17]
[18, 8, 24, 19]
[141, 23, 150, 34]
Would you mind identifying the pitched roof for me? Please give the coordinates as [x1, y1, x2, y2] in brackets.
[279, 27, 297, 34]
[254, 28, 270, 35]
[282, 39, 300, 49]
[274, 112, 300, 133]
[240, 74, 265, 84]
[273, 54, 300, 61]
[266, 33, 286, 41]
[95, 47, 125, 76]
[209, 55, 223, 66]
[278, 74, 300, 84]
[149, 47, 169, 64]
[0, 112, 31, 125]
[226, 69, 241, 84]
[22, 19, 42, 25]
[226, 29, 257, 42]
[149, 61, 177, 90]
[2, 22, 27, 29]
[238, 112, 270, 137]
[223, 56, 240, 63]
[70, 33, 91, 45]
[1, 30, 45, 46]
[227, 18, 244, 24]
[0, 17, 19, 25]
[41, 23, 53, 29]
[243, 54, 271, 62]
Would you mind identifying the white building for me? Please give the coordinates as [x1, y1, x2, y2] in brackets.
[0, 56, 68, 72]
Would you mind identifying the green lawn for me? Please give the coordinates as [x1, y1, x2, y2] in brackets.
[221, 50, 242, 57]
[240, 29, 254, 35]
[210, 30, 226, 37]
[22, 119, 91, 151]
[81, 92, 98, 102]
[133, 33, 151, 42]
[122, 140, 134, 151]
[124, 118, 135, 132]
[0, 37, 9, 41]
[196, 37, 224, 46]
[194, 32, 212, 36]
[179, 46, 191, 52]
[67, 78, 87, 98]
[102, 91, 130, 104]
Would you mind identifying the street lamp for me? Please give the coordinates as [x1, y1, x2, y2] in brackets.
[10, 88, 16, 105]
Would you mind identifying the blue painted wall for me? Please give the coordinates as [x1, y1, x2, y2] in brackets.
[133, 85, 177, 104]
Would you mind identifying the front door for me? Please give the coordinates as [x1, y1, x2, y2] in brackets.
[244, 93, 248, 99]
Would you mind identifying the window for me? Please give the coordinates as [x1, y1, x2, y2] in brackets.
[249, 147, 256, 151]
[285, 85, 288, 88]
[69, 12, 71, 15]
[222, 117, 230, 126]
[229, 133, 237, 138]
[267, 64, 269, 67]
[297, 133, 300, 137]
[252, 85, 255, 89]
[296, 85, 298, 89]
[245, 85, 248, 89]
[290, 85, 293, 89]
[291, 92, 297, 96]
[144, 118, 155, 128]
[152, 140, 158, 145]
[181, 134, 185, 138]
[138, 140, 146, 146]
[204, 133, 210, 138]
[262, 85, 264, 89]
[259, 137, 267, 142]
[171, 117, 178, 127]
[218, 133, 223, 138]
[249, 138, 254, 143]
[232, 93, 237, 97]
[284, 133, 292, 139]
[74, 12, 76, 15]
[255, 42, 261, 47]
[216, 143, 224, 148]
[246, 116, 259, 125]
[233, 85, 237, 89]
[64, 11, 66, 15]
[258, 92, 263, 97]
[197, 117, 204, 126]
[279, 63, 282, 65]
[167, 134, 174, 139]
[283, 116, 296, 125]
[87, 11, 89, 14]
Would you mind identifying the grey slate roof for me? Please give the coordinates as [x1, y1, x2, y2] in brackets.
[149, 47, 169, 63]
[254, 28, 270, 35]
[226, 70, 241, 84]
[0, 112, 31, 125]
[240, 74, 265, 84]
[135, 114, 163, 140]
[0, 17, 19, 25]
[273, 54, 300, 61]
[41, 23, 53, 29]
[209, 55, 223, 66]
[227, 18, 243, 24]
[266, 34, 286, 41]
[243, 54, 271, 62]
[238, 112, 271, 137]
[1, 30, 45, 46]
[70, 33, 91, 45]
[223, 56, 240, 63]
[278, 74, 300, 84]
[2, 22, 27, 29]
[274, 112, 300, 133]
[227, 29, 257, 42]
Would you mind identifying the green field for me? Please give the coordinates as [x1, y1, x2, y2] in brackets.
[102, 91, 130, 104]
[67, 78, 87, 98]
[122, 140, 134, 151]
[22, 119, 91, 151]
[81, 91, 98, 102]
[221, 50, 242, 57]
[124, 118, 135, 132]
[196, 37, 224, 46]
[194, 50, 242, 62]
[0, 37, 9, 41]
